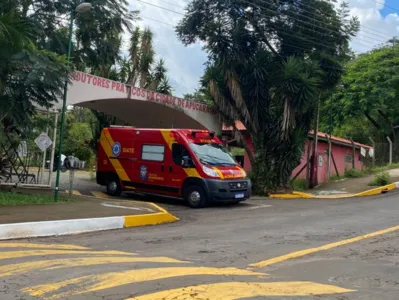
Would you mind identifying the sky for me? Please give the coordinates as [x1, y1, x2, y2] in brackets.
[124, 0, 399, 97]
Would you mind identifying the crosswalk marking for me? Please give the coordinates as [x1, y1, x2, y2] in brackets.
[23, 267, 265, 299]
[0, 242, 356, 299]
[128, 281, 355, 299]
[0, 249, 136, 260]
[0, 256, 188, 277]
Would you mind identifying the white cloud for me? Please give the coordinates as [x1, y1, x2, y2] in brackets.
[344, 0, 399, 52]
[124, 0, 399, 97]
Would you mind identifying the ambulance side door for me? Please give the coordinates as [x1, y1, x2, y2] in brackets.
[135, 143, 170, 195]
[166, 143, 192, 196]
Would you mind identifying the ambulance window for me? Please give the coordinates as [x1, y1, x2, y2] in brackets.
[141, 145, 165, 162]
[172, 144, 190, 165]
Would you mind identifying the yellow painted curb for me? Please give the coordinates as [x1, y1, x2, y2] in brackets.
[269, 182, 398, 199]
[123, 203, 179, 228]
[354, 183, 397, 197]
[269, 191, 313, 199]
[269, 193, 303, 199]
[293, 191, 313, 198]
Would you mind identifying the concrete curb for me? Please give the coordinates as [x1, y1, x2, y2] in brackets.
[269, 182, 399, 199]
[0, 202, 178, 240]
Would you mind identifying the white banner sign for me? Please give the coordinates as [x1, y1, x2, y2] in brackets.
[18, 141, 28, 157]
[369, 148, 374, 158]
[360, 147, 366, 157]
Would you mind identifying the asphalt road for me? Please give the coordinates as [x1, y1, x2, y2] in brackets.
[1, 191, 399, 299]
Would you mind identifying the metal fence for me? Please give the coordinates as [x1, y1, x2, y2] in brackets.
[374, 142, 399, 166]
[0, 110, 58, 188]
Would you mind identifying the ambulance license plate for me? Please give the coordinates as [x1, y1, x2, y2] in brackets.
[235, 193, 244, 199]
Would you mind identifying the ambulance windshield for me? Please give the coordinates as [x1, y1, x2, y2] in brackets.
[190, 143, 237, 166]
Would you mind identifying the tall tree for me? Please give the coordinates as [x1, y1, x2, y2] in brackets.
[138, 28, 155, 88]
[177, 0, 359, 192]
[321, 41, 399, 144]
[126, 27, 142, 86]
[0, 0, 68, 126]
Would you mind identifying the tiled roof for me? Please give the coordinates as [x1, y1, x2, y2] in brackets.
[223, 121, 372, 149]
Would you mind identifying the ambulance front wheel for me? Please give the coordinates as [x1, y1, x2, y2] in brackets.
[106, 174, 122, 196]
[185, 185, 207, 208]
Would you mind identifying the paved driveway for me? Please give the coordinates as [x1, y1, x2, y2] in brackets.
[1, 191, 399, 299]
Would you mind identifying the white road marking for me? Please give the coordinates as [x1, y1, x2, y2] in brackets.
[243, 204, 272, 210]
[101, 203, 154, 212]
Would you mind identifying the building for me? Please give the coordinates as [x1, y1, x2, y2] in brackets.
[222, 122, 373, 185]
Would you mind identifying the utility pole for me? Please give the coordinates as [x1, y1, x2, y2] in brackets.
[54, 2, 92, 201]
[311, 96, 320, 187]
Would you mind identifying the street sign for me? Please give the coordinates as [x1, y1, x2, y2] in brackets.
[34, 132, 53, 152]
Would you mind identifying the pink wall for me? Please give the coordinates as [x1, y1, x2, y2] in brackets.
[243, 135, 254, 173]
[242, 135, 366, 184]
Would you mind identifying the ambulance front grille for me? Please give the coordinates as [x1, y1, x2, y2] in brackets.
[228, 181, 248, 190]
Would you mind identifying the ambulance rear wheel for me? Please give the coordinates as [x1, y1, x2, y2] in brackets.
[185, 185, 207, 208]
[106, 175, 122, 196]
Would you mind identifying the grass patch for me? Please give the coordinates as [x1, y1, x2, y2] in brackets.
[0, 191, 73, 206]
[290, 179, 307, 191]
[369, 172, 391, 187]
[367, 163, 399, 174]
[329, 175, 342, 181]
[344, 168, 365, 178]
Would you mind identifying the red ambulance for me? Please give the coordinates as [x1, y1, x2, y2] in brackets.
[96, 127, 251, 208]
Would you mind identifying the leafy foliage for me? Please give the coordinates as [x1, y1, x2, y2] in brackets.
[321, 42, 399, 144]
[344, 168, 365, 178]
[177, 0, 359, 191]
[369, 172, 391, 186]
[0, 0, 68, 126]
[63, 123, 93, 161]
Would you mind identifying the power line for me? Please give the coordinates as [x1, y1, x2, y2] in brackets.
[251, 0, 389, 44]
[157, 0, 186, 10]
[140, 0, 391, 45]
[142, 10, 387, 72]
[244, 1, 383, 49]
[138, 0, 386, 51]
[141, 15, 176, 27]
[141, 9, 375, 65]
[137, 0, 185, 16]
[138, 0, 369, 50]
[256, 0, 393, 39]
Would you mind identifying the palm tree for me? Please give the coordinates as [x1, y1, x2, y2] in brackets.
[138, 28, 154, 88]
[148, 58, 167, 90]
[126, 27, 141, 86]
[157, 77, 173, 95]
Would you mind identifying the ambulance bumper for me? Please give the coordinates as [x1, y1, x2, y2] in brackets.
[203, 178, 252, 202]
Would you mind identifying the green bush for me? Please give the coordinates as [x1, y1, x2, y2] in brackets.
[344, 168, 365, 178]
[290, 179, 307, 191]
[369, 172, 391, 186]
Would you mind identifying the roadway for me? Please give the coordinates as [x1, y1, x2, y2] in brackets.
[1, 191, 399, 299]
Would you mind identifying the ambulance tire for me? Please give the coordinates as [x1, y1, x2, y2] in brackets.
[185, 185, 207, 208]
[106, 174, 122, 197]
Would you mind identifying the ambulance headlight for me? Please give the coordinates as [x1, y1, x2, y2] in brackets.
[202, 166, 220, 178]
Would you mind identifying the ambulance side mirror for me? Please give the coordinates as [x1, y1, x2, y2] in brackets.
[181, 156, 194, 168]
